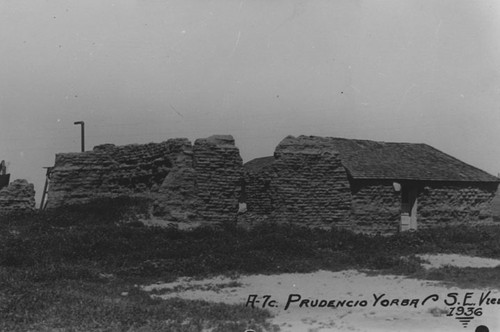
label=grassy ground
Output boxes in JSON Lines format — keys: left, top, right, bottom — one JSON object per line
{"left": 1, "top": 198, "right": 500, "bottom": 331}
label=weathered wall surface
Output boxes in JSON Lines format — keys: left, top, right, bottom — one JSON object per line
{"left": 244, "top": 135, "right": 499, "bottom": 233}
{"left": 47, "top": 139, "right": 191, "bottom": 208}
{"left": 349, "top": 180, "right": 400, "bottom": 234}
{"left": 349, "top": 181, "right": 499, "bottom": 232}
{"left": 47, "top": 135, "right": 242, "bottom": 223}
{"left": 491, "top": 186, "right": 500, "bottom": 220}
{"left": 245, "top": 136, "right": 351, "bottom": 227}
{"left": 193, "top": 135, "right": 243, "bottom": 222}
{"left": 0, "top": 179, "right": 36, "bottom": 215}
{"left": 46, "top": 132, "right": 499, "bottom": 230}
{"left": 244, "top": 168, "right": 274, "bottom": 216}
{"left": 417, "top": 182, "right": 498, "bottom": 227}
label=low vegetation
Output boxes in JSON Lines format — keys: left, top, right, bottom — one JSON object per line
{"left": 1, "top": 198, "right": 500, "bottom": 331}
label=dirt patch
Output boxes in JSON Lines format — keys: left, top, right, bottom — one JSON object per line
{"left": 143, "top": 266, "right": 500, "bottom": 331}
{"left": 417, "top": 254, "right": 500, "bottom": 269}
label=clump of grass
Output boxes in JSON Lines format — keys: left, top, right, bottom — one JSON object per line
{"left": 364, "top": 254, "right": 425, "bottom": 274}
{"left": 0, "top": 277, "right": 275, "bottom": 332}
{"left": 2, "top": 202, "right": 500, "bottom": 279}
{"left": 413, "top": 265, "right": 500, "bottom": 289}
{"left": 149, "top": 281, "right": 243, "bottom": 296}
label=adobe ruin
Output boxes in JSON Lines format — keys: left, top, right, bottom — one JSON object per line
{"left": 244, "top": 136, "right": 500, "bottom": 233}
{"left": 46, "top": 135, "right": 242, "bottom": 223}
{"left": 41, "top": 134, "right": 500, "bottom": 233}
{"left": 0, "top": 179, "right": 36, "bottom": 215}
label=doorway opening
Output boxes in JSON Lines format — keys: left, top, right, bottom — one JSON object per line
{"left": 400, "top": 185, "right": 417, "bottom": 231}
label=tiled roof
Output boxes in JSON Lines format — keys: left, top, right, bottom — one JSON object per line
{"left": 243, "top": 156, "right": 275, "bottom": 172}
{"left": 244, "top": 136, "right": 499, "bottom": 182}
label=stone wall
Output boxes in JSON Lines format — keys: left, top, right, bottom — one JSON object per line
{"left": 349, "top": 180, "right": 401, "bottom": 234}
{"left": 46, "top": 135, "right": 242, "bottom": 223}
{"left": 0, "top": 179, "right": 36, "bottom": 215}
{"left": 417, "top": 182, "right": 498, "bottom": 227}
{"left": 244, "top": 136, "right": 351, "bottom": 227}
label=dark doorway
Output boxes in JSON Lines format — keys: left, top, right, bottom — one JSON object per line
{"left": 401, "top": 185, "right": 417, "bottom": 231}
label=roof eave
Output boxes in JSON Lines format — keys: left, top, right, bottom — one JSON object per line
{"left": 349, "top": 176, "right": 500, "bottom": 183}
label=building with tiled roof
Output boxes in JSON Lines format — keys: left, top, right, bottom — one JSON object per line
{"left": 243, "top": 136, "right": 499, "bottom": 233}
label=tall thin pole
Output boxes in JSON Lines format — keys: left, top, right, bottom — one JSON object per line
{"left": 74, "top": 121, "right": 85, "bottom": 152}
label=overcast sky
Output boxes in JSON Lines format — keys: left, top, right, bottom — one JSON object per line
{"left": 1, "top": 0, "right": 500, "bottom": 203}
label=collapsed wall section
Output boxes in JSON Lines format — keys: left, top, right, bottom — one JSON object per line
{"left": 46, "top": 135, "right": 242, "bottom": 223}
{"left": 0, "top": 179, "right": 36, "bottom": 215}
{"left": 244, "top": 163, "right": 274, "bottom": 216}
{"left": 245, "top": 136, "right": 351, "bottom": 227}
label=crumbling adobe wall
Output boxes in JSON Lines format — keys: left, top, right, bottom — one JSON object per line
{"left": 244, "top": 168, "right": 274, "bottom": 215}
{"left": 244, "top": 135, "right": 500, "bottom": 233}
{"left": 417, "top": 182, "right": 498, "bottom": 227}
{"left": 349, "top": 180, "right": 400, "bottom": 234}
{"left": 349, "top": 181, "right": 499, "bottom": 232}
{"left": 47, "top": 135, "right": 242, "bottom": 223}
{"left": 47, "top": 138, "right": 191, "bottom": 208}
{"left": 245, "top": 136, "right": 351, "bottom": 227}
{"left": 0, "top": 179, "right": 36, "bottom": 215}
{"left": 193, "top": 135, "right": 243, "bottom": 222}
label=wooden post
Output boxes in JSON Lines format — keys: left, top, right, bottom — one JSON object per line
{"left": 74, "top": 121, "right": 85, "bottom": 152}
{"left": 39, "top": 167, "right": 52, "bottom": 210}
